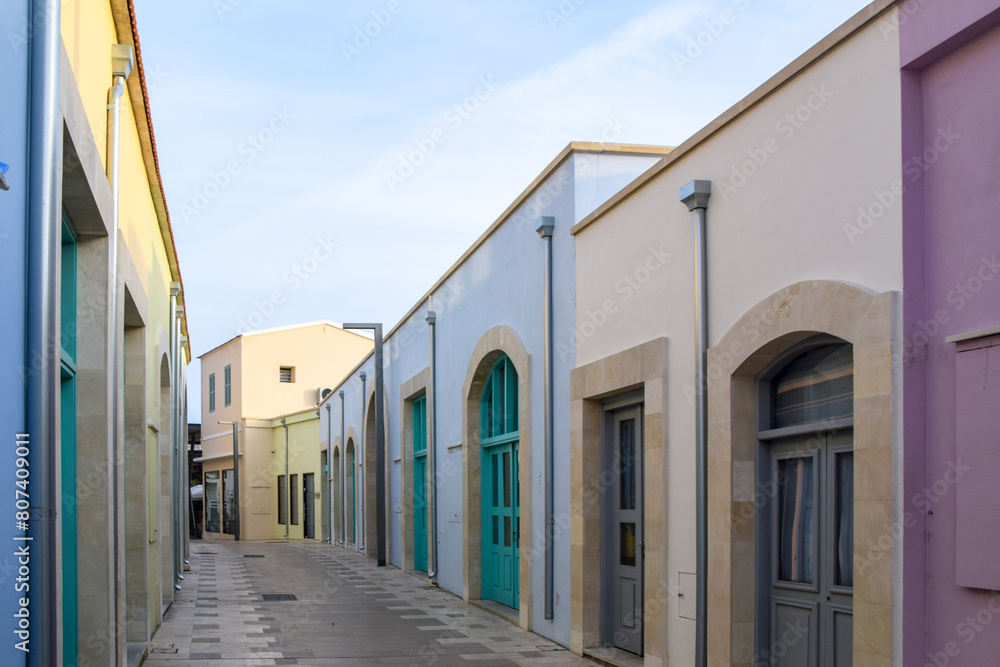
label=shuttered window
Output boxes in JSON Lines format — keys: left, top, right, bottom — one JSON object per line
{"left": 280, "top": 366, "right": 294, "bottom": 383}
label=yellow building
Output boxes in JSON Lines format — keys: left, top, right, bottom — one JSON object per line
{"left": 198, "top": 321, "right": 372, "bottom": 541}
{"left": 25, "top": 1, "right": 195, "bottom": 665}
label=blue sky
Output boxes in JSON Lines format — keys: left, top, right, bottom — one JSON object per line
{"left": 131, "top": 0, "right": 872, "bottom": 421}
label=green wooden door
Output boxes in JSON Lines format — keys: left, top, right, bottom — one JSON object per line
{"left": 480, "top": 356, "right": 519, "bottom": 609}
{"left": 60, "top": 213, "right": 78, "bottom": 664}
{"left": 413, "top": 396, "right": 428, "bottom": 571}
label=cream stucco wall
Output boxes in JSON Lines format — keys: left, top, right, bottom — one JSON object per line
{"left": 572, "top": 14, "right": 902, "bottom": 666}
{"left": 240, "top": 324, "right": 373, "bottom": 419}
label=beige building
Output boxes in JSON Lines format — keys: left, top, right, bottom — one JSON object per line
{"left": 197, "top": 321, "right": 373, "bottom": 541}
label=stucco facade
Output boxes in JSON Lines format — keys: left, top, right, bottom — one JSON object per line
{"left": 1, "top": 1, "right": 192, "bottom": 665}
{"left": 317, "top": 143, "right": 670, "bottom": 647}
{"left": 198, "top": 321, "right": 372, "bottom": 543}
{"left": 899, "top": 2, "right": 1000, "bottom": 665}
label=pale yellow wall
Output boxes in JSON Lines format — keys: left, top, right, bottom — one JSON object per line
{"left": 240, "top": 324, "right": 373, "bottom": 418}
{"left": 61, "top": 0, "right": 191, "bottom": 651}
{"left": 200, "top": 338, "right": 243, "bottom": 445}
{"left": 61, "top": 0, "right": 115, "bottom": 171}
{"left": 573, "top": 19, "right": 902, "bottom": 666}
{"left": 269, "top": 414, "right": 322, "bottom": 541}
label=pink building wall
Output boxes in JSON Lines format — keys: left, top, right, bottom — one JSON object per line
{"left": 900, "top": 2, "right": 1000, "bottom": 665}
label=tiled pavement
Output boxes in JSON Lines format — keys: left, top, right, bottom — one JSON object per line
{"left": 145, "top": 540, "right": 593, "bottom": 666}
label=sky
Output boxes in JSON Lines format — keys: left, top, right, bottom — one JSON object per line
{"left": 131, "top": 0, "right": 872, "bottom": 422}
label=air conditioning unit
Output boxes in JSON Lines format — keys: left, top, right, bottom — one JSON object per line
{"left": 316, "top": 387, "right": 333, "bottom": 405}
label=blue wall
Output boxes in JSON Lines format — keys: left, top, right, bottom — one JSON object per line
{"left": 0, "top": 1, "right": 32, "bottom": 664}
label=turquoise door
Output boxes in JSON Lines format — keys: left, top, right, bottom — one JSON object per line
{"left": 60, "top": 213, "right": 78, "bottom": 664}
{"left": 413, "top": 396, "right": 428, "bottom": 571}
{"left": 480, "top": 356, "right": 519, "bottom": 609}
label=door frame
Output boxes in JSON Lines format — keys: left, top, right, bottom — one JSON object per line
{"left": 601, "top": 395, "right": 645, "bottom": 654}
{"left": 753, "top": 337, "right": 855, "bottom": 665}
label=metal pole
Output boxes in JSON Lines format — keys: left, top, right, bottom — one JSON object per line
{"left": 535, "top": 216, "right": 556, "bottom": 620}
{"left": 425, "top": 308, "right": 438, "bottom": 581}
{"left": 359, "top": 371, "right": 367, "bottom": 552}
{"left": 680, "top": 180, "right": 711, "bottom": 667}
{"left": 25, "top": 1, "right": 62, "bottom": 662}
{"left": 344, "top": 323, "right": 386, "bottom": 566}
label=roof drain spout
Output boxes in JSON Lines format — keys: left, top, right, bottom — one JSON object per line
{"left": 680, "top": 180, "right": 711, "bottom": 667}
{"left": 536, "top": 216, "right": 556, "bottom": 621}
{"left": 426, "top": 305, "right": 438, "bottom": 583}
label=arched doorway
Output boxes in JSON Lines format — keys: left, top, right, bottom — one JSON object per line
{"left": 480, "top": 355, "right": 520, "bottom": 608}
{"left": 756, "top": 339, "right": 854, "bottom": 665}
{"left": 346, "top": 439, "right": 357, "bottom": 545}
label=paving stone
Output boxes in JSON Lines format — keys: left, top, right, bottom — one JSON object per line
{"left": 145, "top": 541, "right": 591, "bottom": 666}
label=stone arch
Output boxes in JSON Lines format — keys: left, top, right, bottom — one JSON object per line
{"left": 706, "top": 280, "right": 896, "bottom": 665}
{"left": 461, "top": 324, "right": 532, "bottom": 630}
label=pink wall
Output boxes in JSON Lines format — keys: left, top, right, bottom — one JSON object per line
{"left": 901, "top": 3, "right": 1000, "bottom": 665}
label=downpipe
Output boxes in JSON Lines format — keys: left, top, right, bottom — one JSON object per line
{"left": 326, "top": 403, "right": 333, "bottom": 543}
{"left": 24, "top": 1, "right": 62, "bottom": 663}
{"left": 282, "top": 418, "right": 289, "bottom": 537}
{"left": 338, "top": 390, "right": 346, "bottom": 546}
{"left": 536, "top": 217, "right": 556, "bottom": 620}
{"left": 174, "top": 306, "right": 184, "bottom": 585}
{"left": 680, "top": 180, "right": 711, "bottom": 667}
{"left": 426, "top": 306, "right": 438, "bottom": 582}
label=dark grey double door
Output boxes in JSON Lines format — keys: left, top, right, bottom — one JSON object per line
{"left": 763, "top": 433, "right": 854, "bottom": 666}
{"left": 604, "top": 405, "right": 643, "bottom": 655}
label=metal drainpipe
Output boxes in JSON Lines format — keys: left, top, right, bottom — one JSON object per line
{"left": 326, "top": 403, "right": 333, "bottom": 543}
{"left": 426, "top": 305, "right": 438, "bottom": 581}
{"left": 359, "top": 371, "right": 367, "bottom": 551}
{"left": 339, "top": 390, "right": 346, "bottom": 546}
{"left": 181, "top": 340, "right": 190, "bottom": 564}
{"left": 24, "top": 1, "right": 61, "bottom": 663}
{"left": 106, "top": 45, "right": 137, "bottom": 658}
{"left": 168, "top": 286, "right": 178, "bottom": 592}
{"left": 680, "top": 180, "right": 711, "bottom": 667}
{"left": 174, "top": 307, "right": 184, "bottom": 585}
{"left": 282, "top": 418, "right": 289, "bottom": 537}
{"left": 535, "top": 217, "right": 556, "bottom": 620}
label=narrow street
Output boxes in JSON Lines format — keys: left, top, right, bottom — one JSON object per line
{"left": 146, "top": 541, "right": 592, "bottom": 666}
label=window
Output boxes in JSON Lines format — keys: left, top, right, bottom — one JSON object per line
{"left": 208, "top": 373, "right": 216, "bottom": 413}
{"left": 205, "top": 471, "right": 221, "bottom": 533}
{"left": 277, "top": 475, "right": 286, "bottom": 524}
{"left": 222, "top": 469, "right": 235, "bottom": 535}
{"left": 279, "top": 366, "right": 295, "bottom": 383}
{"left": 481, "top": 356, "right": 518, "bottom": 442}
{"left": 290, "top": 474, "right": 299, "bottom": 525}
{"left": 224, "top": 364, "right": 232, "bottom": 406}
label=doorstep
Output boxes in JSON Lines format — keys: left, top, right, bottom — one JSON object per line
{"left": 583, "top": 646, "right": 645, "bottom": 667}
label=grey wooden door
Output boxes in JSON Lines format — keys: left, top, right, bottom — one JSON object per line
{"left": 767, "top": 434, "right": 853, "bottom": 666}
{"left": 608, "top": 406, "right": 643, "bottom": 655}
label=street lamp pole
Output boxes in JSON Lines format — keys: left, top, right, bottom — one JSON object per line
{"left": 218, "top": 421, "right": 240, "bottom": 541}
{"left": 344, "top": 323, "right": 386, "bottom": 566}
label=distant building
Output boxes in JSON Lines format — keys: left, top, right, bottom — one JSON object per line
{"left": 197, "top": 321, "right": 373, "bottom": 541}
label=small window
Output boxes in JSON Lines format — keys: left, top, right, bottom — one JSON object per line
{"left": 277, "top": 475, "right": 286, "bottom": 524}
{"left": 208, "top": 373, "right": 216, "bottom": 413}
{"left": 280, "top": 366, "right": 295, "bottom": 383}
{"left": 224, "top": 365, "right": 232, "bottom": 406}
